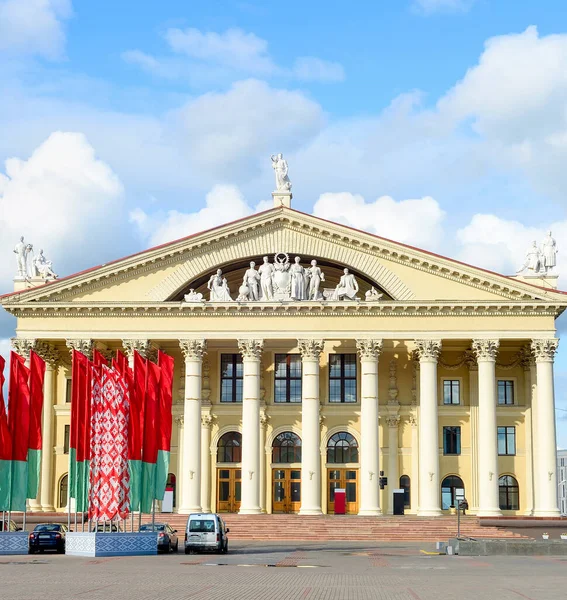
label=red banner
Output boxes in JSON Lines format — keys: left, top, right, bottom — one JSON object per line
{"left": 89, "top": 365, "right": 130, "bottom": 521}
{"left": 157, "top": 351, "right": 174, "bottom": 454}
{"left": 28, "top": 351, "right": 46, "bottom": 452}
{"left": 8, "top": 352, "right": 30, "bottom": 462}
{"left": 0, "top": 356, "right": 11, "bottom": 461}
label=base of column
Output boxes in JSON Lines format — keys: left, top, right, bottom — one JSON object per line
{"left": 299, "top": 508, "right": 323, "bottom": 516}
{"left": 178, "top": 505, "right": 202, "bottom": 515}
{"left": 41, "top": 505, "right": 56, "bottom": 512}
{"left": 477, "top": 509, "right": 502, "bottom": 517}
{"left": 417, "top": 508, "right": 443, "bottom": 517}
{"left": 533, "top": 509, "right": 561, "bottom": 517}
{"left": 239, "top": 507, "right": 262, "bottom": 515}
{"left": 358, "top": 508, "right": 383, "bottom": 516}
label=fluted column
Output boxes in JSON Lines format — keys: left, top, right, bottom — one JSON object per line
{"left": 409, "top": 412, "right": 419, "bottom": 512}
{"left": 238, "top": 339, "right": 264, "bottom": 514}
{"left": 386, "top": 416, "right": 400, "bottom": 515}
{"left": 179, "top": 339, "right": 206, "bottom": 514}
{"left": 467, "top": 352, "right": 480, "bottom": 513}
{"left": 532, "top": 339, "right": 561, "bottom": 516}
{"left": 356, "top": 339, "right": 383, "bottom": 516}
{"left": 298, "top": 339, "right": 324, "bottom": 515}
{"left": 201, "top": 413, "right": 213, "bottom": 513}
{"left": 415, "top": 340, "right": 442, "bottom": 516}
{"left": 472, "top": 339, "right": 501, "bottom": 517}
{"left": 260, "top": 411, "right": 269, "bottom": 513}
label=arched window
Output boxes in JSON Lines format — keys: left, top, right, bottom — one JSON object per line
{"left": 272, "top": 432, "right": 301, "bottom": 463}
{"left": 499, "top": 475, "right": 519, "bottom": 510}
{"left": 441, "top": 475, "right": 465, "bottom": 509}
{"left": 59, "top": 474, "right": 68, "bottom": 509}
{"left": 327, "top": 432, "right": 359, "bottom": 464}
{"left": 166, "top": 473, "right": 176, "bottom": 508}
{"left": 217, "top": 432, "right": 242, "bottom": 463}
{"left": 400, "top": 475, "right": 411, "bottom": 509}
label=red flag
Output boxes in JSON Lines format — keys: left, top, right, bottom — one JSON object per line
{"left": 0, "top": 356, "right": 11, "bottom": 461}
{"left": 93, "top": 349, "right": 108, "bottom": 367}
{"left": 8, "top": 352, "right": 30, "bottom": 462}
{"left": 157, "top": 351, "right": 174, "bottom": 455}
{"left": 70, "top": 350, "right": 92, "bottom": 463}
{"left": 142, "top": 361, "right": 160, "bottom": 465}
{"left": 132, "top": 352, "right": 147, "bottom": 462}
{"left": 28, "top": 351, "right": 46, "bottom": 453}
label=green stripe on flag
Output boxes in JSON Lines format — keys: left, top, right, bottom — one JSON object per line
{"left": 68, "top": 448, "right": 90, "bottom": 512}
{"left": 155, "top": 449, "right": 170, "bottom": 503}
{"left": 129, "top": 459, "right": 141, "bottom": 511}
{"left": 0, "top": 459, "right": 12, "bottom": 511}
{"left": 26, "top": 449, "right": 41, "bottom": 500}
{"left": 8, "top": 460, "right": 28, "bottom": 512}
{"left": 140, "top": 461, "right": 156, "bottom": 514}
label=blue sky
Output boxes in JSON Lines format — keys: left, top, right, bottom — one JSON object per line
{"left": 1, "top": 0, "right": 567, "bottom": 444}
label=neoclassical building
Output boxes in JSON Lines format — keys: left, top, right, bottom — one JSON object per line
{"left": 2, "top": 198, "right": 565, "bottom": 517}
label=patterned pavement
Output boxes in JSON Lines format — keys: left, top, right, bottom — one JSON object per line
{"left": 0, "top": 541, "right": 566, "bottom": 599}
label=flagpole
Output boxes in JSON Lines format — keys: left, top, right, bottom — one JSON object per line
{"left": 22, "top": 508, "right": 26, "bottom": 532}
{"left": 152, "top": 500, "right": 156, "bottom": 532}
{"left": 1, "top": 511, "right": 5, "bottom": 530}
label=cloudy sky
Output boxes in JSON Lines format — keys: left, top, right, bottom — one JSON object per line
{"left": 1, "top": 0, "right": 567, "bottom": 444}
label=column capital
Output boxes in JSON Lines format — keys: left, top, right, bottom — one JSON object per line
{"left": 122, "top": 338, "right": 152, "bottom": 359}
{"left": 174, "top": 415, "right": 184, "bottom": 427}
{"left": 356, "top": 339, "right": 383, "bottom": 360}
{"left": 519, "top": 345, "right": 535, "bottom": 370}
{"left": 471, "top": 339, "right": 499, "bottom": 362}
{"left": 385, "top": 415, "right": 400, "bottom": 428}
{"left": 260, "top": 411, "right": 270, "bottom": 430}
{"left": 65, "top": 338, "right": 94, "bottom": 359}
{"left": 34, "top": 341, "right": 60, "bottom": 367}
{"left": 179, "top": 339, "right": 207, "bottom": 361}
{"left": 414, "top": 339, "right": 442, "bottom": 362}
{"left": 298, "top": 339, "right": 324, "bottom": 360}
{"left": 238, "top": 339, "right": 264, "bottom": 361}
{"left": 10, "top": 337, "right": 36, "bottom": 360}
{"left": 531, "top": 339, "right": 559, "bottom": 362}
{"left": 201, "top": 413, "right": 215, "bottom": 429}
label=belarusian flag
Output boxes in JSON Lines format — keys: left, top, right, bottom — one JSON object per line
{"left": 27, "top": 351, "right": 46, "bottom": 501}
{"left": 69, "top": 350, "right": 92, "bottom": 512}
{"left": 155, "top": 351, "right": 174, "bottom": 505}
{"left": 128, "top": 351, "right": 146, "bottom": 511}
{"left": 140, "top": 360, "right": 160, "bottom": 513}
{"left": 0, "top": 356, "right": 12, "bottom": 511}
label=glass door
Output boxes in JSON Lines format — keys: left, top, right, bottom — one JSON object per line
{"left": 272, "top": 469, "right": 301, "bottom": 513}
{"left": 327, "top": 469, "right": 358, "bottom": 514}
{"left": 217, "top": 468, "right": 241, "bottom": 513}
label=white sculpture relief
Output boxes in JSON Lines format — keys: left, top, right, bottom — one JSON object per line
{"left": 290, "top": 256, "right": 307, "bottom": 301}
{"left": 243, "top": 261, "right": 261, "bottom": 301}
{"left": 306, "top": 259, "right": 325, "bottom": 300}
{"left": 272, "top": 252, "right": 292, "bottom": 299}
{"left": 207, "top": 269, "right": 233, "bottom": 302}
{"left": 258, "top": 256, "right": 275, "bottom": 300}
{"left": 14, "top": 237, "right": 57, "bottom": 280}
{"left": 34, "top": 250, "right": 58, "bottom": 280}
{"left": 517, "top": 231, "right": 558, "bottom": 275}
{"left": 333, "top": 268, "right": 359, "bottom": 301}
{"left": 541, "top": 231, "right": 558, "bottom": 273}
{"left": 184, "top": 289, "right": 204, "bottom": 303}
{"left": 517, "top": 241, "right": 543, "bottom": 274}
{"left": 14, "top": 236, "right": 27, "bottom": 278}
{"left": 271, "top": 153, "right": 292, "bottom": 192}
{"left": 365, "top": 286, "right": 383, "bottom": 302}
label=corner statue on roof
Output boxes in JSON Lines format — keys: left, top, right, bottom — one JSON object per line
{"left": 271, "top": 153, "right": 292, "bottom": 192}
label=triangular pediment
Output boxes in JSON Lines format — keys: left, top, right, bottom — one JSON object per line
{"left": 2, "top": 207, "right": 565, "bottom": 308}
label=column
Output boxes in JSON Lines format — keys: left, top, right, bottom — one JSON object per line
{"left": 179, "top": 339, "right": 206, "bottom": 514}
{"left": 386, "top": 416, "right": 400, "bottom": 514}
{"left": 260, "top": 412, "right": 269, "bottom": 513}
{"left": 201, "top": 413, "right": 213, "bottom": 513}
{"left": 521, "top": 348, "right": 535, "bottom": 516}
{"left": 298, "top": 339, "right": 324, "bottom": 515}
{"left": 356, "top": 339, "right": 383, "bottom": 516}
{"left": 532, "top": 339, "right": 561, "bottom": 516}
{"left": 472, "top": 339, "right": 501, "bottom": 517}
{"left": 409, "top": 412, "right": 419, "bottom": 513}
{"left": 415, "top": 339, "right": 443, "bottom": 516}
{"left": 175, "top": 416, "right": 184, "bottom": 511}
{"left": 238, "top": 339, "right": 264, "bottom": 514}
{"left": 467, "top": 353, "right": 480, "bottom": 513}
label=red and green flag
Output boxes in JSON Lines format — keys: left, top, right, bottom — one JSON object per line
{"left": 27, "top": 351, "right": 46, "bottom": 501}
{"left": 155, "top": 350, "right": 174, "bottom": 505}
{"left": 0, "top": 356, "right": 12, "bottom": 510}
{"left": 140, "top": 359, "right": 160, "bottom": 513}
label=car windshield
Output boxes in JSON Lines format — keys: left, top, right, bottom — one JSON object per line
{"left": 34, "top": 524, "right": 60, "bottom": 532}
{"left": 189, "top": 520, "right": 215, "bottom": 533}
{"left": 140, "top": 524, "right": 165, "bottom": 532}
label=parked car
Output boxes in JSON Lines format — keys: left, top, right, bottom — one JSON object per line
{"left": 0, "top": 519, "right": 19, "bottom": 532}
{"left": 184, "top": 513, "right": 229, "bottom": 554}
{"left": 139, "top": 522, "right": 179, "bottom": 553}
{"left": 29, "top": 523, "right": 68, "bottom": 554}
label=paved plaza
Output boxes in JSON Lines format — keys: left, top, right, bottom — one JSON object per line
{"left": 1, "top": 541, "right": 566, "bottom": 600}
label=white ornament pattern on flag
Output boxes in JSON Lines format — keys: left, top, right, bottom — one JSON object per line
{"left": 89, "top": 365, "right": 130, "bottom": 521}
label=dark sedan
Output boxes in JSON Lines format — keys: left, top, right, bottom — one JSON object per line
{"left": 29, "top": 523, "right": 68, "bottom": 553}
{"left": 139, "top": 523, "right": 179, "bottom": 553}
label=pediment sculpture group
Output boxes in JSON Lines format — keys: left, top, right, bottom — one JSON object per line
{"left": 517, "top": 231, "right": 558, "bottom": 276}
{"left": 184, "top": 252, "right": 384, "bottom": 303}
{"left": 13, "top": 236, "right": 58, "bottom": 281}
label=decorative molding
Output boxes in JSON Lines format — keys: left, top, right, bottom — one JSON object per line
{"left": 414, "top": 339, "right": 442, "bottom": 361}
{"left": 531, "top": 338, "right": 559, "bottom": 362}
{"left": 10, "top": 337, "right": 36, "bottom": 360}
{"left": 260, "top": 411, "right": 270, "bottom": 430}
{"left": 179, "top": 339, "right": 207, "bottom": 361}
{"left": 65, "top": 338, "right": 94, "bottom": 359}
{"left": 33, "top": 341, "right": 60, "bottom": 367}
{"left": 202, "top": 356, "right": 211, "bottom": 404}
{"left": 519, "top": 345, "right": 535, "bottom": 371}
{"left": 122, "top": 339, "right": 152, "bottom": 359}
{"left": 298, "top": 339, "right": 324, "bottom": 360}
{"left": 411, "top": 356, "right": 418, "bottom": 405}
{"left": 471, "top": 339, "right": 500, "bottom": 362}
{"left": 201, "top": 413, "right": 215, "bottom": 429}
{"left": 238, "top": 339, "right": 264, "bottom": 361}
{"left": 174, "top": 415, "right": 184, "bottom": 427}
{"left": 388, "top": 359, "right": 399, "bottom": 405}
{"left": 355, "top": 339, "right": 383, "bottom": 360}
{"left": 408, "top": 412, "right": 418, "bottom": 427}
{"left": 386, "top": 415, "right": 400, "bottom": 428}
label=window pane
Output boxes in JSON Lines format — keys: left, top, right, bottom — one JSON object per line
{"left": 329, "top": 354, "right": 341, "bottom": 377}
{"left": 221, "top": 380, "right": 233, "bottom": 402}
{"left": 343, "top": 354, "right": 356, "bottom": 378}
{"left": 344, "top": 380, "right": 356, "bottom": 403}
{"left": 275, "top": 355, "right": 287, "bottom": 377}
{"left": 443, "top": 381, "right": 452, "bottom": 404}
{"left": 329, "top": 379, "right": 341, "bottom": 403}
{"left": 289, "top": 380, "right": 302, "bottom": 403}
{"left": 275, "top": 380, "right": 287, "bottom": 403}
{"left": 289, "top": 355, "right": 302, "bottom": 377}
{"left": 221, "top": 355, "right": 233, "bottom": 378}
{"left": 507, "top": 429, "right": 516, "bottom": 455}
{"left": 498, "top": 429, "right": 506, "bottom": 455}
{"left": 235, "top": 380, "right": 243, "bottom": 403}
{"left": 346, "top": 482, "right": 356, "bottom": 502}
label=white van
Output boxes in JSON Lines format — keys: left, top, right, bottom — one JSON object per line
{"left": 185, "top": 513, "right": 229, "bottom": 554}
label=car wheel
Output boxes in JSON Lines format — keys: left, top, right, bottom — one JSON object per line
{"left": 184, "top": 547, "right": 191, "bottom": 555}
{"left": 29, "top": 548, "right": 35, "bottom": 554}
{"left": 57, "top": 547, "right": 64, "bottom": 554}
{"left": 174, "top": 542, "right": 179, "bottom": 553}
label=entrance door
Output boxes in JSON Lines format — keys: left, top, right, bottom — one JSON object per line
{"left": 327, "top": 469, "right": 358, "bottom": 514}
{"left": 272, "top": 469, "right": 301, "bottom": 513}
{"left": 217, "top": 468, "right": 241, "bottom": 513}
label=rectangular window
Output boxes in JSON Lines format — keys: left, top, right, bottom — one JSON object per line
{"left": 443, "top": 426, "right": 461, "bottom": 455}
{"left": 64, "top": 425, "right": 70, "bottom": 455}
{"left": 274, "top": 354, "right": 302, "bottom": 403}
{"left": 443, "top": 380, "right": 461, "bottom": 405}
{"left": 221, "top": 354, "right": 243, "bottom": 403}
{"left": 65, "top": 379, "right": 72, "bottom": 403}
{"left": 498, "top": 380, "right": 514, "bottom": 405}
{"left": 498, "top": 426, "right": 516, "bottom": 455}
{"left": 329, "top": 354, "right": 357, "bottom": 403}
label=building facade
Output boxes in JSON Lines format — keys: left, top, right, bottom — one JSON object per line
{"left": 2, "top": 204, "right": 565, "bottom": 517}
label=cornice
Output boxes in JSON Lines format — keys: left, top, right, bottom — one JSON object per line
{"left": 2, "top": 300, "right": 563, "bottom": 319}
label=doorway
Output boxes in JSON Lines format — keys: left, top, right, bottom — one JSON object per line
{"left": 272, "top": 469, "right": 301, "bottom": 513}
{"left": 216, "top": 468, "right": 241, "bottom": 513}
{"left": 327, "top": 469, "right": 358, "bottom": 514}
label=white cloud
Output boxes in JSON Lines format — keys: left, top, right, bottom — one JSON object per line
{"left": 130, "top": 184, "right": 268, "bottom": 247}
{"left": 0, "top": 132, "right": 123, "bottom": 290}
{"left": 0, "top": 0, "right": 73, "bottom": 59}
{"left": 292, "top": 57, "right": 345, "bottom": 83}
{"left": 413, "top": 0, "right": 475, "bottom": 14}
{"left": 313, "top": 193, "right": 446, "bottom": 249}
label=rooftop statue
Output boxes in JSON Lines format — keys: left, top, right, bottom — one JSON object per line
{"left": 517, "top": 241, "right": 543, "bottom": 275}
{"left": 306, "top": 259, "right": 325, "bottom": 301}
{"left": 365, "top": 286, "right": 383, "bottom": 302}
{"left": 333, "top": 268, "right": 360, "bottom": 301}
{"left": 184, "top": 289, "right": 204, "bottom": 303}
{"left": 243, "top": 261, "right": 261, "bottom": 301}
{"left": 34, "top": 249, "right": 58, "bottom": 280}
{"left": 541, "top": 231, "right": 558, "bottom": 273}
{"left": 258, "top": 256, "right": 275, "bottom": 301}
{"left": 271, "top": 153, "right": 292, "bottom": 192}
{"left": 207, "top": 269, "right": 233, "bottom": 302}
{"left": 14, "top": 236, "right": 27, "bottom": 278}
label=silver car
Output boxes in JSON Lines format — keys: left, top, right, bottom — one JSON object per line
{"left": 184, "top": 514, "right": 229, "bottom": 554}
